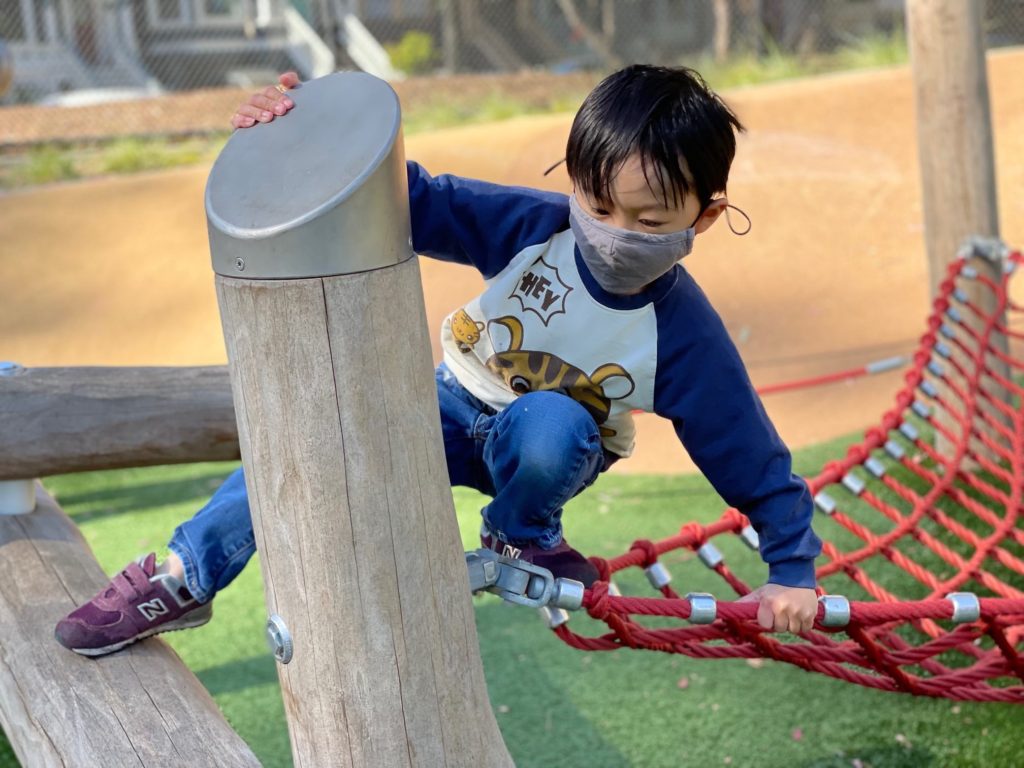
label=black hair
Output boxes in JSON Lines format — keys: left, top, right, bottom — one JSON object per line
{"left": 565, "top": 65, "right": 744, "bottom": 210}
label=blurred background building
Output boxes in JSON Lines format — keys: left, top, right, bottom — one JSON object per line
{"left": 1, "top": 0, "right": 1023, "bottom": 106}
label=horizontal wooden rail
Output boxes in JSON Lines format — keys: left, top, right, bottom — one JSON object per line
{"left": 0, "top": 366, "right": 238, "bottom": 481}
{"left": 0, "top": 484, "right": 260, "bottom": 767}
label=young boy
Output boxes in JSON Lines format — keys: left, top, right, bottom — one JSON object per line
{"left": 55, "top": 65, "right": 821, "bottom": 657}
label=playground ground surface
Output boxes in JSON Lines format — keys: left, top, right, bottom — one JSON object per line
{"left": 1, "top": 51, "right": 1023, "bottom": 477}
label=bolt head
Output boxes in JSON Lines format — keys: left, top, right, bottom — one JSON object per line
{"left": 235, "top": 257, "right": 245, "bottom": 271}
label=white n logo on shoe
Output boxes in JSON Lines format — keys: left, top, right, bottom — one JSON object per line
{"left": 138, "top": 599, "right": 169, "bottom": 622}
{"left": 501, "top": 544, "right": 522, "bottom": 559}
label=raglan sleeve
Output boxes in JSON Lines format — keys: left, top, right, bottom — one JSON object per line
{"left": 406, "top": 161, "right": 570, "bottom": 279}
{"left": 653, "top": 280, "right": 822, "bottom": 588}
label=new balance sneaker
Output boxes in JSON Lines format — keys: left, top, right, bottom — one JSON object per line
{"left": 480, "top": 526, "right": 599, "bottom": 587}
{"left": 55, "top": 553, "right": 212, "bottom": 657}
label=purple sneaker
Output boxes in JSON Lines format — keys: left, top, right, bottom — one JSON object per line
{"left": 55, "top": 553, "right": 212, "bottom": 657}
{"left": 480, "top": 525, "right": 599, "bottom": 587}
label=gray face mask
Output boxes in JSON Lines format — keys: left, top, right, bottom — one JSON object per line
{"left": 569, "top": 195, "right": 696, "bottom": 295}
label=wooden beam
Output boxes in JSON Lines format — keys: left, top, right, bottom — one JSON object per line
{"left": 0, "top": 484, "right": 260, "bottom": 767}
{"left": 0, "top": 366, "right": 239, "bottom": 481}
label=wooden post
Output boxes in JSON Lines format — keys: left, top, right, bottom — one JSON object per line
{"left": 206, "top": 73, "right": 512, "bottom": 767}
{"left": 907, "top": 0, "right": 1000, "bottom": 296}
{"left": 906, "top": 0, "right": 1008, "bottom": 460}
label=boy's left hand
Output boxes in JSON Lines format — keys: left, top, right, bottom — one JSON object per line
{"left": 737, "top": 583, "right": 817, "bottom": 633}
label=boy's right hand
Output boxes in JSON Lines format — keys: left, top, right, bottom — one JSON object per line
{"left": 230, "top": 71, "right": 298, "bottom": 129}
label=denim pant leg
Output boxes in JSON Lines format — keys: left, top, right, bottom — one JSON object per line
{"left": 168, "top": 467, "right": 255, "bottom": 604}
{"left": 479, "top": 390, "right": 608, "bottom": 549}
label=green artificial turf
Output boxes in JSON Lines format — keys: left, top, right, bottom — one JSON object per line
{"left": 1, "top": 430, "right": 1021, "bottom": 767}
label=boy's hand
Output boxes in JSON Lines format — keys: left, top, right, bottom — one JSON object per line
{"left": 738, "top": 583, "right": 817, "bottom": 633}
{"left": 230, "top": 71, "right": 299, "bottom": 129}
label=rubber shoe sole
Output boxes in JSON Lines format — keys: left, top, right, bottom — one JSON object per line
{"left": 61, "top": 602, "right": 213, "bottom": 657}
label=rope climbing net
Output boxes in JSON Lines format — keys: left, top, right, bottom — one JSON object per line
{"left": 557, "top": 240, "right": 1024, "bottom": 703}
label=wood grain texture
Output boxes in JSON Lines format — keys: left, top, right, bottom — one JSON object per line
{"left": 216, "top": 257, "right": 512, "bottom": 767}
{"left": 0, "top": 484, "right": 260, "bottom": 767}
{"left": 0, "top": 366, "right": 239, "bottom": 480}
{"left": 907, "top": 0, "right": 1009, "bottom": 454}
{"left": 907, "top": 0, "right": 1000, "bottom": 294}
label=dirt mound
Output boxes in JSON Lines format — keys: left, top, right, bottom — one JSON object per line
{"left": 2, "top": 51, "right": 1023, "bottom": 474}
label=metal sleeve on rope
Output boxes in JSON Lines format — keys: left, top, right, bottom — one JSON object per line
{"left": 946, "top": 306, "right": 963, "bottom": 323}
{"left": 685, "top": 593, "right": 717, "bottom": 624}
{"left": 945, "top": 592, "right": 981, "bottom": 623}
{"left": 927, "top": 360, "right": 945, "bottom": 378}
{"left": 884, "top": 439, "right": 906, "bottom": 459}
{"left": 899, "top": 422, "right": 920, "bottom": 441}
{"left": 841, "top": 472, "right": 866, "bottom": 496}
{"left": 697, "top": 542, "right": 724, "bottom": 568}
{"left": 539, "top": 606, "right": 571, "bottom": 629}
{"left": 939, "top": 322, "right": 956, "bottom": 339}
{"left": 818, "top": 595, "right": 851, "bottom": 627}
{"left": 814, "top": 491, "right": 837, "bottom": 515}
{"left": 739, "top": 525, "right": 760, "bottom": 550}
{"left": 933, "top": 342, "right": 951, "bottom": 359}
{"left": 645, "top": 562, "right": 672, "bottom": 589}
{"left": 911, "top": 400, "right": 932, "bottom": 419}
{"left": 551, "top": 579, "right": 585, "bottom": 611}
{"left": 865, "top": 356, "right": 908, "bottom": 374}
{"left": 919, "top": 380, "right": 939, "bottom": 398}
{"left": 864, "top": 456, "right": 886, "bottom": 478}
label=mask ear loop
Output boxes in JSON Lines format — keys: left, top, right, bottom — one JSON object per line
{"left": 724, "top": 204, "right": 752, "bottom": 236}
{"left": 543, "top": 158, "right": 566, "bottom": 176}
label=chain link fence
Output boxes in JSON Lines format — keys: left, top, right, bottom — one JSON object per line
{"left": 1, "top": 0, "right": 1022, "bottom": 143}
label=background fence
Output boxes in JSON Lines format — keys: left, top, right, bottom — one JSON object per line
{"left": 2, "top": 0, "right": 1024, "bottom": 106}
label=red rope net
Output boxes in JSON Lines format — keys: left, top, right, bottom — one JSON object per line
{"left": 558, "top": 244, "right": 1024, "bottom": 703}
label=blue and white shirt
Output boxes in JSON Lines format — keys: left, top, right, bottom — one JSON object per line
{"left": 408, "top": 162, "right": 821, "bottom": 588}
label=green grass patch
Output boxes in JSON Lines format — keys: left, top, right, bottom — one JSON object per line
{"left": 688, "top": 29, "right": 909, "bottom": 90}
{"left": 9, "top": 144, "right": 79, "bottom": 186}
{"left": 2, "top": 424, "right": 1021, "bottom": 766}
{"left": 100, "top": 136, "right": 209, "bottom": 174}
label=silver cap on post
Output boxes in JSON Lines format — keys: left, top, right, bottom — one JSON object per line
{"left": 206, "top": 72, "right": 412, "bottom": 279}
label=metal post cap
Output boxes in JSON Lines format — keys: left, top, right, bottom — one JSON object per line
{"left": 206, "top": 71, "right": 412, "bottom": 279}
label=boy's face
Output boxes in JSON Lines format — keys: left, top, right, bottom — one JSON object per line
{"left": 573, "top": 155, "right": 726, "bottom": 235}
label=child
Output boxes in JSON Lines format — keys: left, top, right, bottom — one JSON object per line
{"left": 55, "top": 65, "right": 821, "bottom": 657}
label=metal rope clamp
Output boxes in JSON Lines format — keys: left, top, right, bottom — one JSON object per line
{"left": 465, "top": 549, "right": 585, "bottom": 611}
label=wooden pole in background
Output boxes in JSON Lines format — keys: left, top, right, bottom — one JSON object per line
{"left": 206, "top": 72, "right": 512, "bottom": 767}
{"left": 906, "top": 0, "right": 1009, "bottom": 461}
{"left": 907, "top": 0, "right": 1000, "bottom": 296}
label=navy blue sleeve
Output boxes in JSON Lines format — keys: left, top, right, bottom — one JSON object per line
{"left": 653, "top": 273, "right": 822, "bottom": 589}
{"left": 406, "top": 161, "right": 570, "bottom": 279}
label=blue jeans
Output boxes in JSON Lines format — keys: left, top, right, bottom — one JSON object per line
{"left": 169, "top": 364, "right": 615, "bottom": 603}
